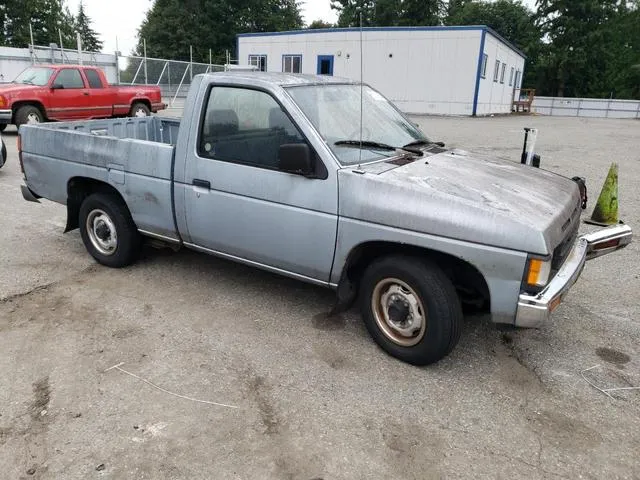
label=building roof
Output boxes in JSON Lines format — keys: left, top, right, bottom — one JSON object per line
{"left": 237, "top": 25, "right": 526, "bottom": 60}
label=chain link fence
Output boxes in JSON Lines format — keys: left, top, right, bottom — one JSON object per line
{"left": 4, "top": 43, "right": 255, "bottom": 109}
{"left": 118, "top": 55, "right": 231, "bottom": 106}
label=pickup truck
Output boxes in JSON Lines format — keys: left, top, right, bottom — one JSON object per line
{"left": 0, "top": 64, "right": 166, "bottom": 130}
{"left": 18, "top": 72, "right": 633, "bottom": 365}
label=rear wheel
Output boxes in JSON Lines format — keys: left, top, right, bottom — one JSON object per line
{"left": 15, "top": 105, "right": 44, "bottom": 129}
{"left": 0, "top": 124, "right": 7, "bottom": 132}
{"left": 79, "top": 193, "right": 142, "bottom": 268}
{"left": 130, "top": 102, "right": 151, "bottom": 118}
{"left": 360, "top": 255, "right": 463, "bottom": 365}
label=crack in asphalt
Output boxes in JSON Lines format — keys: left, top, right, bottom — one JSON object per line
{"left": 0, "top": 264, "right": 99, "bottom": 304}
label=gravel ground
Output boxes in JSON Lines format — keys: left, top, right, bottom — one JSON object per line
{"left": 0, "top": 114, "right": 639, "bottom": 480}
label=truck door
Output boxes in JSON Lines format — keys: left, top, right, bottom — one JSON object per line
{"left": 82, "top": 68, "right": 113, "bottom": 118}
{"left": 182, "top": 85, "right": 338, "bottom": 283}
{"left": 49, "top": 68, "right": 89, "bottom": 120}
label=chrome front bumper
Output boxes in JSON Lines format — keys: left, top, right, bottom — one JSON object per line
{"left": 515, "top": 224, "right": 633, "bottom": 328}
{"left": 0, "top": 109, "right": 12, "bottom": 123}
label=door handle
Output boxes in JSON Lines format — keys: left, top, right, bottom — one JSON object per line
{"left": 83, "top": 92, "right": 90, "bottom": 96}
{"left": 192, "top": 179, "right": 211, "bottom": 190}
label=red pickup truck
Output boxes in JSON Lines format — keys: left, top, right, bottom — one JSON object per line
{"left": 0, "top": 65, "right": 166, "bottom": 130}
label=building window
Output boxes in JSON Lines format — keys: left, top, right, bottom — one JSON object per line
{"left": 500, "top": 63, "right": 506, "bottom": 84}
{"left": 282, "top": 55, "right": 302, "bottom": 74}
{"left": 515, "top": 70, "right": 522, "bottom": 88}
{"left": 249, "top": 55, "right": 267, "bottom": 72}
{"left": 509, "top": 67, "right": 515, "bottom": 86}
{"left": 493, "top": 60, "right": 500, "bottom": 82}
{"left": 481, "top": 54, "right": 488, "bottom": 78}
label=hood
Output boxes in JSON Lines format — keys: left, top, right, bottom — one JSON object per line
{"left": 0, "top": 83, "right": 41, "bottom": 97}
{"left": 338, "top": 149, "right": 582, "bottom": 255}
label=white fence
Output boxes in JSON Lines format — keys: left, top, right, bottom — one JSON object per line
{"left": 533, "top": 96, "right": 640, "bottom": 119}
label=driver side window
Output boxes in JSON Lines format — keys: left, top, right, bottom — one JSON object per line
{"left": 198, "top": 86, "right": 309, "bottom": 171}
{"left": 54, "top": 69, "right": 85, "bottom": 89}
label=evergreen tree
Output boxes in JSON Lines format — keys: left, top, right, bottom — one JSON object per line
{"left": 135, "top": 0, "right": 304, "bottom": 62}
{"left": 1, "top": 0, "right": 76, "bottom": 47}
{"left": 76, "top": 1, "right": 103, "bottom": 52}
{"left": 308, "top": 19, "right": 335, "bottom": 29}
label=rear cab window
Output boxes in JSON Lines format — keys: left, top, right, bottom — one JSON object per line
{"left": 84, "top": 69, "right": 104, "bottom": 89}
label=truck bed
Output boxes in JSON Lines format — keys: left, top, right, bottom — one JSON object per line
{"left": 20, "top": 117, "right": 181, "bottom": 241}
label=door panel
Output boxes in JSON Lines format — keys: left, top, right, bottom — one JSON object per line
{"left": 49, "top": 68, "right": 89, "bottom": 120}
{"left": 183, "top": 86, "right": 338, "bottom": 283}
{"left": 82, "top": 69, "right": 113, "bottom": 118}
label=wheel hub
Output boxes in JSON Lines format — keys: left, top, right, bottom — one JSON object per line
{"left": 95, "top": 221, "right": 111, "bottom": 241}
{"left": 86, "top": 209, "right": 118, "bottom": 256}
{"left": 372, "top": 279, "right": 426, "bottom": 347}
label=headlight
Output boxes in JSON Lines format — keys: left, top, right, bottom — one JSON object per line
{"left": 525, "top": 257, "right": 552, "bottom": 288}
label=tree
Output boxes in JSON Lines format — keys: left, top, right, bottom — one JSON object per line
{"left": 331, "top": 0, "right": 376, "bottom": 27}
{"left": 0, "top": 0, "right": 76, "bottom": 48}
{"left": 535, "top": 0, "right": 634, "bottom": 97}
{"left": 135, "top": 0, "right": 304, "bottom": 62}
{"left": 330, "top": 0, "right": 441, "bottom": 27}
{"left": 446, "top": 1, "right": 542, "bottom": 88}
{"left": 76, "top": 1, "right": 103, "bottom": 52}
{"left": 308, "top": 19, "right": 335, "bottom": 29}
{"left": 398, "top": 0, "right": 442, "bottom": 26}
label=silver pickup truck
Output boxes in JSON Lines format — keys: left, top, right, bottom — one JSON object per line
{"left": 19, "top": 73, "right": 632, "bottom": 365}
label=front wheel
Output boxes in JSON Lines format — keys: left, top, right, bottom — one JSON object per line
{"left": 360, "top": 255, "right": 463, "bottom": 365}
{"left": 79, "top": 193, "right": 142, "bottom": 268}
{"left": 15, "top": 105, "right": 44, "bottom": 129}
{"left": 130, "top": 102, "right": 151, "bottom": 118}
{"left": 0, "top": 124, "right": 7, "bottom": 132}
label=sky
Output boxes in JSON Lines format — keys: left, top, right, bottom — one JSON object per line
{"left": 71, "top": 0, "right": 537, "bottom": 57}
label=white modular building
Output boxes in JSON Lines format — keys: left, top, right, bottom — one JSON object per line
{"left": 237, "top": 26, "right": 526, "bottom": 116}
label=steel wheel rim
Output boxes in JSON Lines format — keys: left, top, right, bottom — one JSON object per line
{"left": 27, "top": 113, "right": 41, "bottom": 124}
{"left": 371, "top": 278, "right": 426, "bottom": 347}
{"left": 86, "top": 209, "right": 118, "bottom": 256}
{"left": 134, "top": 108, "right": 148, "bottom": 117}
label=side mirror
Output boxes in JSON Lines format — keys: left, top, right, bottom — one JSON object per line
{"left": 51, "top": 83, "right": 64, "bottom": 90}
{"left": 278, "top": 143, "right": 312, "bottom": 176}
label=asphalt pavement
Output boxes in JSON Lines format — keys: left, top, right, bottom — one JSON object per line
{"left": 0, "top": 115, "right": 639, "bottom": 479}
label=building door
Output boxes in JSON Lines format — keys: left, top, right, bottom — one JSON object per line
{"left": 316, "top": 55, "right": 334, "bottom": 75}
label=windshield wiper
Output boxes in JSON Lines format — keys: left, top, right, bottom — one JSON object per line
{"left": 403, "top": 139, "right": 446, "bottom": 148}
{"left": 334, "top": 140, "right": 423, "bottom": 156}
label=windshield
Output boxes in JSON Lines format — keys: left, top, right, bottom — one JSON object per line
{"left": 13, "top": 67, "right": 54, "bottom": 86}
{"left": 286, "top": 84, "right": 428, "bottom": 165}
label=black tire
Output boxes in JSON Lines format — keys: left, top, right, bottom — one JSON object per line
{"left": 359, "top": 255, "right": 463, "bottom": 366}
{"left": 0, "top": 141, "right": 6, "bottom": 169}
{"left": 130, "top": 102, "right": 151, "bottom": 117}
{"left": 0, "top": 124, "right": 6, "bottom": 132}
{"left": 79, "top": 193, "right": 142, "bottom": 268}
{"left": 15, "top": 105, "right": 44, "bottom": 129}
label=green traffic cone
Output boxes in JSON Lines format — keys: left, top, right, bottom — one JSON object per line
{"left": 585, "top": 163, "right": 619, "bottom": 226}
